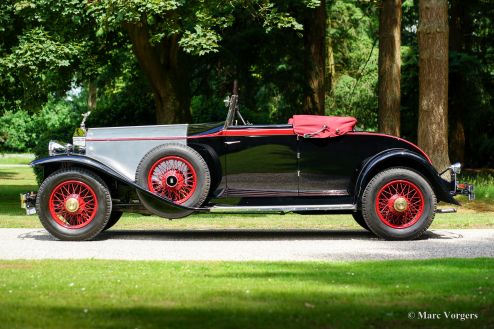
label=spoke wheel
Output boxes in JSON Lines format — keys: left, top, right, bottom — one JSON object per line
{"left": 147, "top": 156, "right": 198, "bottom": 204}
{"left": 361, "top": 167, "right": 436, "bottom": 240}
{"left": 375, "top": 180, "right": 425, "bottom": 229}
{"left": 136, "top": 144, "right": 211, "bottom": 219}
{"left": 49, "top": 180, "right": 98, "bottom": 229}
{"left": 37, "top": 168, "right": 112, "bottom": 241}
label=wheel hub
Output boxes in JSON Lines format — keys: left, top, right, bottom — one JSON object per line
{"left": 162, "top": 170, "right": 185, "bottom": 190}
{"left": 165, "top": 174, "right": 178, "bottom": 187}
{"left": 65, "top": 197, "right": 80, "bottom": 213}
{"left": 393, "top": 197, "right": 408, "bottom": 213}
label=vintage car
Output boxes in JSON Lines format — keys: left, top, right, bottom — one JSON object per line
{"left": 22, "top": 88, "right": 474, "bottom": 241}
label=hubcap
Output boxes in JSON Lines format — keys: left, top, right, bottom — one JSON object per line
{"left": 166, "top": 175, "right": 178, "bottom": 187}
{"left": 393, "top": 197, "right": 408, "bottom": 212}
{"left": 65, "top": 197, "right": 80, "bottom": 213}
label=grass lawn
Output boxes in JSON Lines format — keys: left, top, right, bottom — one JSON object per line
{"left": 1, "top": 164, "right": 493, "bottom": 230}
{"left": 0, "top": 153, "right": 34, "bottom": 165}
{"left": 0, "top": 259, "right": 492, "bottom": 329}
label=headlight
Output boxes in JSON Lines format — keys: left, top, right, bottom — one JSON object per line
{"left": 48, "top": 141, "right": 70, "bottom": 156}
{"left": 449, "top": 162, "right": 462, "bottom": 175}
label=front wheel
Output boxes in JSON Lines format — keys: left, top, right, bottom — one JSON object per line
{"left": 36, "top": 168, "right": 112, "bottom": 241}
{"left": 361, "top": 167, "right": 436, "bottom": 240}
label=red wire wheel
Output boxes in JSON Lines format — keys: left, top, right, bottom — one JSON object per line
{"left": 375, "top": 179, "right": 425, "bottom": 229}
{"left": 147, "top": 155, "right": 197, "bottom": 204}
{"left": 48, "top": 180, "right": 98, "bottom": 229}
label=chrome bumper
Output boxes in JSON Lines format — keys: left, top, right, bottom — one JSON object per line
{"left": 445, "top": 163, "right": 475, "bottom": 201}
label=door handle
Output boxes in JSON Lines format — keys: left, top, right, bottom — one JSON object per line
{"left": 225, "top": 141, "right": 241, "bottom": 145}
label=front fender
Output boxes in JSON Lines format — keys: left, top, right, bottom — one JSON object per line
{"left": 31, "top": 155, "right": 203, "bottom": 214}
{"left": 353, "top": 149, "right": 459, "bottom": 205}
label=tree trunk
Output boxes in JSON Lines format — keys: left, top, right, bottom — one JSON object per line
{"left": 325, "top": 14, "right": 336, "bottom": 95}
{"left": 87, "top": 81, "right": 97, "bottom": 111}
{"left": 378, "top": 0, "right": 402, "bottom": 137}
{"left": 417, "top": 0, "right": 450, "bottom": 171}
{"left": 303, "top": 0, "right": 326, "bottom": 115}
{"left": 125, "top": 21, "right": 191, "bottom": 124}
{"left": 448, "top": 0, "right": 469, "bottom": 163}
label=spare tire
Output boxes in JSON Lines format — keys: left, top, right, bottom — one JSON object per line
{"left": 135, "top": 144, "right": 211, "bottom": 218}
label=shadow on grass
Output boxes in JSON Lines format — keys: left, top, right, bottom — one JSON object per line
{"left": 0, "top": 170, "right": 17, "bottom": 179}
{"left": 0, "top": 259, "right": 492, "bottom": 329}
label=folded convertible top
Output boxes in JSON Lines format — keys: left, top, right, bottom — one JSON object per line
{"left": 288, "top": 115, "right": 357, "bottom": 138}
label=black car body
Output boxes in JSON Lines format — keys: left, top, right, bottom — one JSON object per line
{"left": 22, "top": 92, "right": 474, "bottom": 241}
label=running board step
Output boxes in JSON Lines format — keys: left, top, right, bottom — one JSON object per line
{"left": 209, "top": 204, "right": 356, "bottom": 213}
{"left": 435, "top": 208, "right": 457, "bottom": 214}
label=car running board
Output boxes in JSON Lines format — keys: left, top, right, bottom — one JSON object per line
{"left": 209, "top": 204, "right": 357, "bottom": 213}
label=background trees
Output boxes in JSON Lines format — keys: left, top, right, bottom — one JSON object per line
{"left": 417, "top": 0, "right": 450, "bottom": 170}
{"left": 0, "top": 0, "right": 493, "bottom": 169}
{"left": 378, "top": 0, "right": 401, "bottom": 136}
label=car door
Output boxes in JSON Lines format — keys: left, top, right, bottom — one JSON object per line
{"left": 298, "top": 137, "right": 354, "bottom": 197}
{"left": 224, "top": 125, "right": 298, "bottom": 197}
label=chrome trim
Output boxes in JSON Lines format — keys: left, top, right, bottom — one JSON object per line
{"left": 210, "top": 204, "right": 356, "bottom": 213}
{"left": 225, "top": 141, "right": 241, "bottom": 145}
{"left": 48, "top": 140, "right": 70, "bottom": 156}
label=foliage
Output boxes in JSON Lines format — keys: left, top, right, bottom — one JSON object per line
{"left": 87, "top": 0, "right": 312, "bottom": 56}
{"left": 0, "top": 99, "right": 80, "bottom": 152}
{"left": 0, "top": 0, "right": 99, "bottom": 113}
{"left": 0, "top": 0, "right": 493, "bottom": 167}
{"left": 325, "top": 0, "right": 379, "bottom": 130}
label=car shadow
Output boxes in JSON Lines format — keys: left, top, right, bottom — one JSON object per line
{"left": 17, "top": 228, "right": 462, "bottom": 242}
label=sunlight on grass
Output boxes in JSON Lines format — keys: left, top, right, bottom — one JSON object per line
{"left": 0, "top": 153, "right": 34, "bottom": 165}
{"left": 0, "top": 259, "right": 492, "bottom": 329}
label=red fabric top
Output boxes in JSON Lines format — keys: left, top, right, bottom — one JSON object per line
{"left": 288, "top": 115, "right": 357, "bottom": 138}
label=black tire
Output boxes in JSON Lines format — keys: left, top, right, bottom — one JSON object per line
{"left": 352, "top": 212, "right": 370, "bottom": 231}
{"left": 135, "top": 144, "right": 210, "bottom": 218}
{"left": 102, "top": 211, "right": 123, "bottom": 231}
{"left": 36, "top": 168, "right": 112, "bottom": 241}
{"left": 361, "top": 167, "right": 436, "bottom": 240}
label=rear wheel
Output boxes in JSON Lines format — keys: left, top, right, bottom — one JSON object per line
{"left": 351, "top": 212, "right": 370, "bottom": 231}
{"left": 361, "top": 167, "right": 436, "bottom": 240}
{"left": 36, "top": 168, "right": 112, "bottom": 241}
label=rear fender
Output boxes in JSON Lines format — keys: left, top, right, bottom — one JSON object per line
{"left": 31, "top": 155, "right": 203, "bottom": 215}
{"left": 353, "top": 149, "right": 458, "bottom": 206}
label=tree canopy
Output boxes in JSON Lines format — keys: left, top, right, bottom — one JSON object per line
{"left": 0, "top": 0, "right": 493, "bottom": 167}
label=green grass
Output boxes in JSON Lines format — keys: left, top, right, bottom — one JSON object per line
{"left": 462, "top": 169, "right": 494, "bottom": 201}
{"left": 0, "top": 259, "right": 492, "bottom": 329}
{"left": 1, "top": 165, "right": 493, "bottom": 230}
{"left": 0, "top": 153, "right": 34, "bottom": 165}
